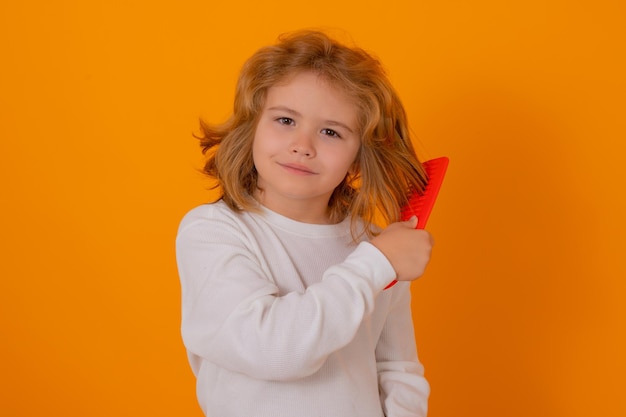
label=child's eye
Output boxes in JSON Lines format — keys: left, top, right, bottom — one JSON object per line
{"left": 321, "top": 128, "right": 341, "bottom": 138}
{"left": 276, "top": 117, "right": 295, "bottom": 126}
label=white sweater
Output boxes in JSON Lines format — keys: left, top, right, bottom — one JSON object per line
{"left": 176, "top": 201, "right": 429, "bottom": 416}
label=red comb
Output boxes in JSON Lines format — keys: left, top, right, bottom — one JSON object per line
{"left": 384, "top": 156, "right": 449, "bottom": 289}
{"left": 401, "top": 156, "right": 449, "bottom": 228}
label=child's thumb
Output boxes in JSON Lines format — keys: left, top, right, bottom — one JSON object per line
{"left": 405, "top": 215, "right": 418, "bottom": 228}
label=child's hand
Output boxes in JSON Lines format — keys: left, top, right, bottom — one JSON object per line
{"left": 370, "top": 216, "right": 433, "bottom": 281}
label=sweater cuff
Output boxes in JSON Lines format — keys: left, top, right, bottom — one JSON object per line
{"left": 345, "top": 241, "right": 398, "bottom": 291}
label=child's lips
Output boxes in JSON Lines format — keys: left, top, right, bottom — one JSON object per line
{"left": 279, "top": 162, "right": 317, "bottom": 175}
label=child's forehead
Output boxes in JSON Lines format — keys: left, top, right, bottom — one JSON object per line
{"left": 264, "top": 73, "right": 358, "bottom": 117}
{"left": 265, "top": 71, "right": 360, "bottom": 108}
{"left": 271, "top": 70, "right": 349, "bottom": 92}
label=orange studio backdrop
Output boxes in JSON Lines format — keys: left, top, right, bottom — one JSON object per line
{"left": 1, "top": 1, "right": 624, "bottom": 416}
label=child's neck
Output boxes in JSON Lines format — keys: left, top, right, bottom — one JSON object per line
{"left": 254, "top": 192, "right": 332, "bottom": 225}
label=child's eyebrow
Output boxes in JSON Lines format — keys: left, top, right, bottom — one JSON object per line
{"left": 267, "top": 106, "right": 302, "bottom": 118}
{"left": 267, "top": 106, "right": 354, "bottom": 134}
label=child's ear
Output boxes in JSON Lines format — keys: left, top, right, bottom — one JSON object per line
{"left": 348, "top": 161, "right": 359, "bottom": 176}
{"left": 350, "top": 149, "right": 361, "bottom": 171}
{"left": 346, "top": 162, "right": 361, "bottom": 187}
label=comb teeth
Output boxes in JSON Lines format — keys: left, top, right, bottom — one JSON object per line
{"left": 400, "top": 157, "right": 449, "bottom": 229}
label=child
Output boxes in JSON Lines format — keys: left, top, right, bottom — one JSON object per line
{"left": 176, "top": 30, "right": 433, "bottom": 417}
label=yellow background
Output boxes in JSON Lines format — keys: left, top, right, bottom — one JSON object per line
{"left": 1, "top": 1, "right": 624, "bottom": 416}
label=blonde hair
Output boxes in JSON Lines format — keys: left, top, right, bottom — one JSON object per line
{"left": 198, "top": 30, "right": 427, "bottom": 239}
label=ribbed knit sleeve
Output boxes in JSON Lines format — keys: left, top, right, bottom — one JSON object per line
{"left": 176, "top": 204, "right": 397, "bottom": 382}
{"left": 376, "top": 282, "right": 430, "bottom": 417}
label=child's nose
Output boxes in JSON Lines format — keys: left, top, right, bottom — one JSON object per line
{"left": 290, "top": 132, "right": 315, "bottom": 157}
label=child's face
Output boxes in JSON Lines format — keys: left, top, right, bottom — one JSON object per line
{"left": 252, "top": 71, "right": 361, "bottom": 223}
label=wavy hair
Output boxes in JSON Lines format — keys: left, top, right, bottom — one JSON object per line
{"left": 197, "top": 30, "right": 427, "bottom": 239}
